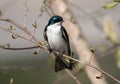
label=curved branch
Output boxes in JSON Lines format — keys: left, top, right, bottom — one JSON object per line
{"left": 0, "top": 25, "right": 120, "bottom": 84}
{"left": 65, "top": 69, "right": 81, "bottom": 84}
{"left": 2, "top": 46, "right": 39, "bottom": 50}
{"left": 0, "top": 18, "right": 38, "bottom": 42}
{"left": 99, "top": 44, "right": 120, "bottom": 58}
{"left": 0, "top": 25, "right": 80, "bottom": 84}
{"left": 59, "top": 52, "right": 120, "bottom": 84}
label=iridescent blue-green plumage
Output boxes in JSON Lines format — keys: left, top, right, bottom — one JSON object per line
{"left": 47, "top": 15, "right": 64, "bottom": 25}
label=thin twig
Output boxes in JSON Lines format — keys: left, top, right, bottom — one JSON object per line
{"left": 0, "top": 26, "right": 34, "bottom": 44}
{"left": 0, "top": 19, "right": 120, "bottom": 84}
{"left": 1, "top": 39, "right": 120, "bottom": 83}
{"left": 24, "top": 0, "right": 28, "bottom": 29}
{"left": 86, "top": 64, "right": 120, "bottom": 83}
{"left": 88, "top": 52, "right": 94, "bottom": 64}
{"left": 98, "top": 44, "right": 120, "bottom": 58}
{"left": 65, "top": 69, "right": 81, "bottom": 84}
{"left": 44, "top": 6, "right": 52, "bottom": 16}
{"left": 0, "top": 9, "right": 80, "bottom": 84}
{"left": 60, "top": 53, "right": 120, "bottom": 83}
{"left": 2, "top": 46, "right": 39, "bottom": 50}
{"left": 49, "top": 6, "right": 55, "bottom": 15}
{"left": 0, "top": 18, "right": 38, "bottom": 42}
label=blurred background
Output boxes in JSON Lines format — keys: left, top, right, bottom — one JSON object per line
{"left": 0, "top": 0, "right": 120, "bottom": 84}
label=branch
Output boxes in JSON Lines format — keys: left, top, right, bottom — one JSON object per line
{"left": 0, "top": 11, "right": 120, "bottom": 83}
{"left": 98, "top": 44, "right": 120, "bottom": 58}
{"left": 0, "top": 18, "right": 38, "bottom": 42}
{"left": 57, "top": 52, "right": 120, "bottom": 84}
{"left": 0, "top": 25, "right": 36, "bottom": 44}
{"left": 0, "top": 66, "right": 33, "bottom": 71}
{"left": 1, "top": 46, "right": 39, "bottom": 50}
{"left": 0, "top": 25, "right": 80, "bottom": 84}
{"left": 24, "top": 0, "right": 28, "bottom": 28}
{"left": 65, "top": 69, "right": 81, "bottom": 84}
{"left": 1, "top": 41, "right": 120, "bottom": 83}
{"left": 5, "top": 45, "right": 119, "bottom": 83}
{"left": 86, "top": 64, "right": 120, "bottom": 84}
{"left": 0, "top": 20, "right": 120, "bottom": 84}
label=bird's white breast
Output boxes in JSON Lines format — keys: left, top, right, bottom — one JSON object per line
{"left": 46, "top": 24, "right": 68, "bottom": 53}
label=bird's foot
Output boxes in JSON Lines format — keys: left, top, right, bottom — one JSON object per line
{"left": 59, "top": 51, "right": 65, "bottom": 57}
{"left": 47, "top": 46, "right": 53, "bottom": 53}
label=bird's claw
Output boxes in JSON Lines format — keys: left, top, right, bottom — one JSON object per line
{"left": 59, "top": 51, "right": 65, "bottom": 57}
{"left": 47, "top": 46, "right": 53, "bottom": 53}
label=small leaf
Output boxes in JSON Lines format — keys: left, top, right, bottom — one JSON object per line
{"left": 40, "top": 40, "right": 46, "bottom": 45}
{"left": 43, "top": 0, "right": 50, "bottom": 5}
{"left": 11, "top": 33, "right": 18, "bottom": 39}
{"left": 103, "top": 2, "right": 119, "bottom": 9}
{"left": 104, "top": 17, "right": 118, "bottom": 43}
{"left": 65, "top": 58, "right": 70, "bottom": 63}
{"left": 2, "top": 43, "right": 10, "bottom": 48}
{"left": 71, "top": 52, "right": 74, "bottom": 57}
{"left": 9, "top": 78, "right": 14, "bottom": 84}
{"left": 38, "top": 5, "right": 45, "bottom": 17}
{"left": 8, "top": 25, "right": 13, "bottom": 30}
{"left": 114, "top": 0, "right": 120, "bottom": 2}
{"left": 77, "top": 62, "right": 85, "bottom": 72}
{"left": 96, "top": 73, "right": 103, "bottom": 79}
{"left": 116, "top": 48, "right": 120, "bottom": 69}
{"left": 32, "top": 21, "right": 37, "bottom": 28}
{"left": 90, "top": 47, "right": 96, "bottom": 53}
{"left": 33, "top": 50, "right": 40, "bottom": 55}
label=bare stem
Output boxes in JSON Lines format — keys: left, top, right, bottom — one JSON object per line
{"left": 0, "top": 18, "right": 38, "bottom": 42}
{"left": 65, "top": 69, "right": 81, "bottom": 84}
{"left": 2, "top": 41, "right": 120, "bottom": 83}
{"left": 24, "top": 0, "right": 28, "bottom": 28}
{"left": 0, "top": 19, "right": 120, "bottom": 84}
{"left": 44, "top": 6, "right": 52, "bottom": 16}
{"left": 1, "top": 46, "right": 39, "bottom": 50}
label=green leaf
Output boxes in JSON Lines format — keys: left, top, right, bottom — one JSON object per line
{"left": 77, "top": 63, "right": 85, "bottom": 72}
{"left": 8, "top": 25, "right": 13, "bottom": 30}
{"left": 116, "top": 48, "right": 120, "bottom": 69}
{"left": 32, "top": 21, "right": 37, "bottom": 28}
{"left": 114, "top": 0, "right": 120, "bottom": 2}
{"left": 103, "top": 2, "right": 119, "bottom": 9}
{"left": 96, "top": 73, "right": 103, "bottom": 79}
{"left": 9, "top": 78, "right": 14, "bottom": 84}
{"left": 11, "top": 33, "right": 18, "bottom": 39}
{"left": 43, "top": 0, "right": 50, "bottom": 5}
{"left": 89, "top": 47, "right": 96, "bottom": 53}
{"left": 65, "top": 58, "right": 70, "bottom": 63}
{"left": 33, "top": 50, "right": 40, "bottom": 55}
{"left": 2, "top": 43, "right": 10, "bottom": 48}
{"left": 104, "top": 17, "right": 118, "bottom": 43}
{"left": 39, "top": 6, "right": 44, "bottom": 16}
{"left": 40, "top": 40, "right": 46, "bottom": 45}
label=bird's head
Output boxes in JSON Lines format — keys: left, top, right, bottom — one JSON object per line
{"left": 48, "top": 15, "right": 64, "bottom": 25}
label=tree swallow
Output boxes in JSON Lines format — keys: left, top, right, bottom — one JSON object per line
{"left": 44, "top": 15, "right": 74, "bottom": 72}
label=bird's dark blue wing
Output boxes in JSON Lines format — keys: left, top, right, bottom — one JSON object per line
{"left": 43, "top": 26, "right": 51, "bottom": 48}
{"left": 61, "top": 26, "right": 71, "bottom": 55}
{"left": 43, "top": 26, "right": 48, "bottom": 42}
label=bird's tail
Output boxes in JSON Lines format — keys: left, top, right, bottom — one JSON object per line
{"left": 54, "top": 56, "right": 75, "bottom": 72}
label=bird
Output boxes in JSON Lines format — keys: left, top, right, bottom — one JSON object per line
{"left": 43, "top": 15, "right": 74, "bottom": 72}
